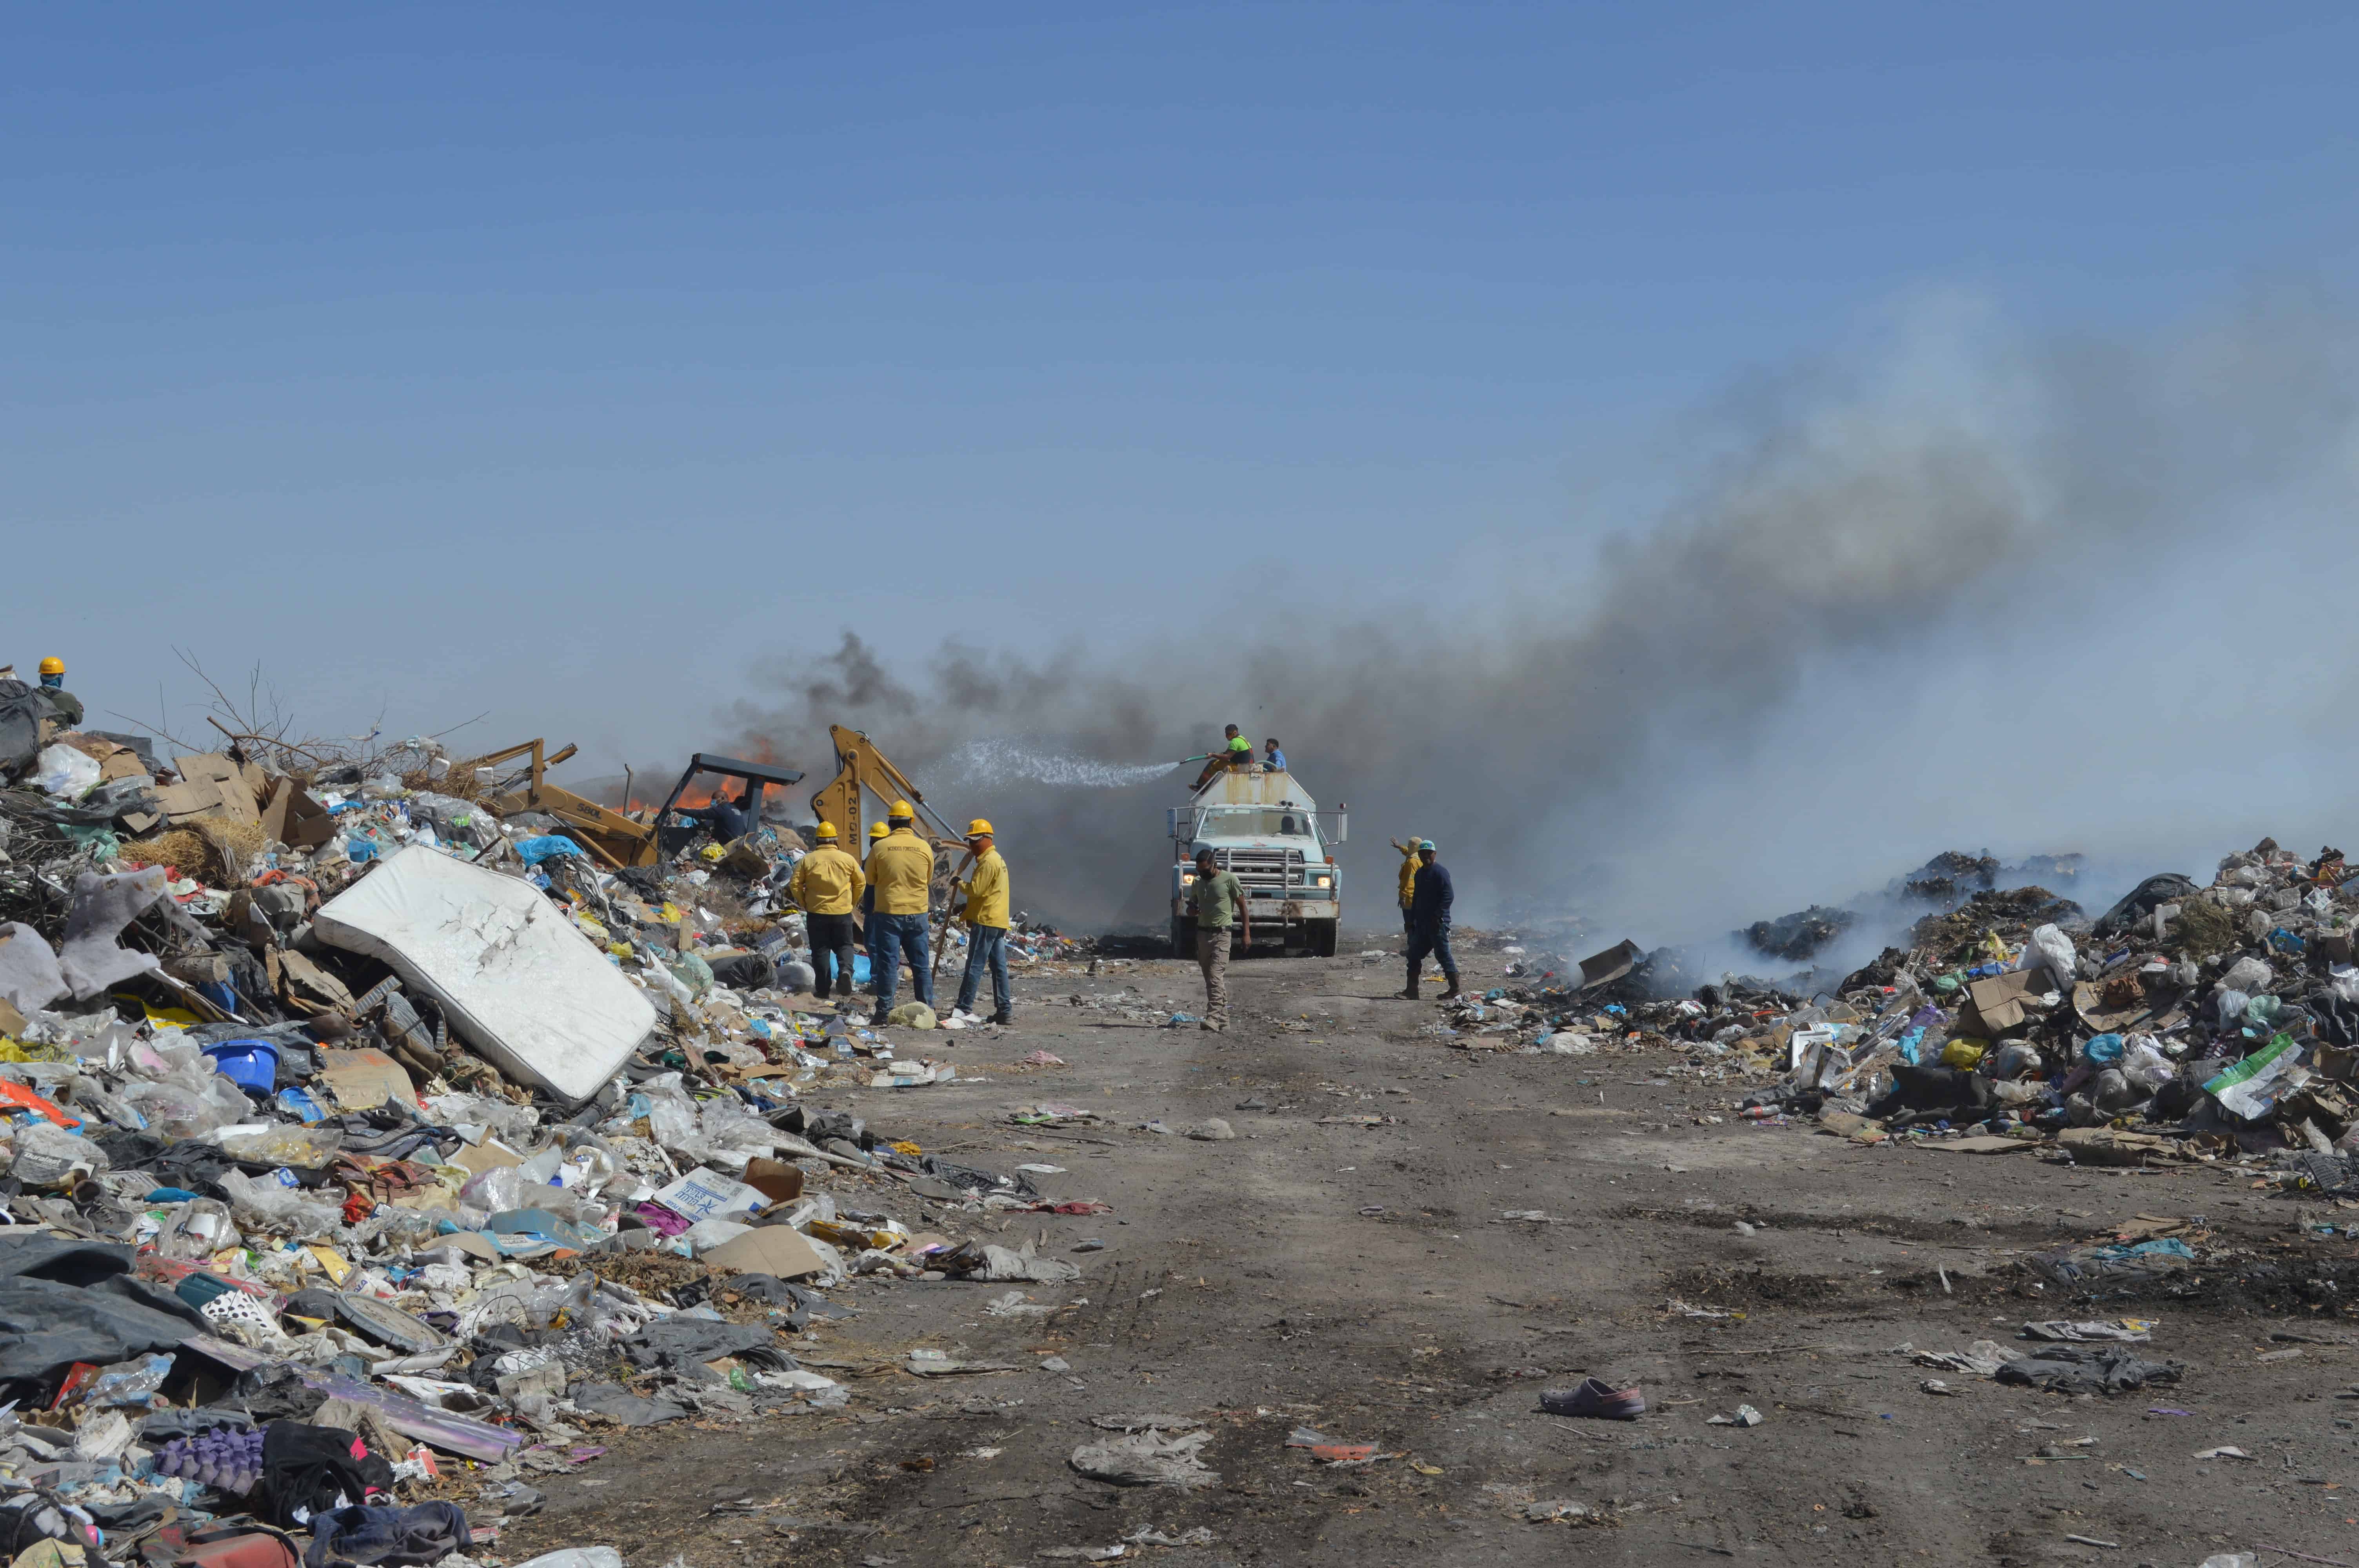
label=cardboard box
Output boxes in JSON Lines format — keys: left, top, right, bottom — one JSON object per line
{"left": 262, "top": 777, "right": 336, "bottom": 851}
{"left": 1963, "top": 968, "right": 2051, "bottom": 1037}
{"left": 741, "top": 1156, "right": 805, "bottom": 1207}
{"left": 651, "top": 1166, "right": 765, "bottom": 1226}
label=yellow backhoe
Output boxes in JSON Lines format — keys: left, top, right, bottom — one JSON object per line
{"left": 807, "top": 725, "right": 967, "bottom": 911}
{"left": 463, "top": 739, "right": 803, "bottom": 870}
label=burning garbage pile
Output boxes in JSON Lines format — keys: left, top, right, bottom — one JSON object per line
{"left": 1445, "top": 840, "right": 2359, "bottom": 1174}
{"left": 0, "top": 701, "right": 1106, "bottom": 1567}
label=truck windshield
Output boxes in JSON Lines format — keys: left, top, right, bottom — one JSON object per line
{"left": 1198, "top": 808, "right": 1318, "bottom": 840}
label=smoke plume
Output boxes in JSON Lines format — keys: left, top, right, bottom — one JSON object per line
{"left": 729, "top": 289, "right": 2359, "bottom": 943}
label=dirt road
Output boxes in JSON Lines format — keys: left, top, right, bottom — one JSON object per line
{"left": 501, "top": 944, "right": 2357, "bottom": 1566}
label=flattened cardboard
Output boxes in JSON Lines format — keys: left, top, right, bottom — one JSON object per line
{"left": 449, "top": 1138, "right": 524, "bottom": 1178}
{"left": 321, "top": 1047, "right": 419, "bottom": 1111}
{"left": 161, "top": 753, "right": 262, "bottom": 827}
{"left": 699, "top": 1225, "right": 830, "bottom": 1280}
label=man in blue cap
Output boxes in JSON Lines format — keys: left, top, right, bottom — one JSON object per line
{"left": 1400, "top": 840, "right": 1460, "bottom": 1001}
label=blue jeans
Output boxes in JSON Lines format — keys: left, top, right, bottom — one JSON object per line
{"left": 871, "top": 912, "right": 933, "bottom": 1011}
{"left": 956, "top": 925, "right": 1012, "bottom": 1018}
{"left": 1407, "top": 919, "right": 1458, "bottom": 987}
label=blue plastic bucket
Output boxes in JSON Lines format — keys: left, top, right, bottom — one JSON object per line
{"left": 202, "top": 1037, "right": 280, "bottom": 1093}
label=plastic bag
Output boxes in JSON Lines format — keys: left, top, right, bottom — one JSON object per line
{"left": 667, "top": 952, "right": 715, "bottom": 998}
{"left": 84, "top": 1353, "right": 173, "bottom": 1409}
{"left": 2122, "top": 1036, "right": 2174, "bottom": 1093}
{"left": 699, "top": 1096, "right": 782, "bottom": 1156}
{"left": 1989, "top": 1041, "right": 2043, "bottom": 1079}
{"left": 219, "top": 1169, "right": 344, "bottom": 1240}
{"left": 2219, "top": 956, "right": 2274, "bottom": 995}
{"left": 2214, "top": 988, "right": 2251, "bottom": 1025}
{"left": 459, "top": 1166, "right": 524, "bottom": 1214}
{"left": 11, "top": 1121, "right": 108, "bottom": 1187}
{"left": 218, "top": 1125, "right": 345, "bottom": 1167}
{"left": 421, "top": 1091, "right": 542, "bottom": 1147}
{"left": 2018, "top": 924, "right": 2077, "bottom": 984}
{"left": 1939, "top": 1038, "right": 1986, "bottom": 1070}
{"left": 2081, "top": 1033, "right": 2125, "bottom": 1067}
{"left": 2335, "top": 965, "right": 2359, "bottom": 1005}
{"left": 2090, "top": 1067, "right": 2144, "bottom": 1112}
{"left": 118, "top": 1081, "right": 227, "bottom": 1142}
{"left": 152, "top": 1198, "right": 240, "bottom": 1259}
{"left": 31, "top": 744, "right": 102, "bottom": 800}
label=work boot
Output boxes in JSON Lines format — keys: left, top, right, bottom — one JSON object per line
{"left": 1436, "top": 984, "right": 1463, "bottom": 1001}
{"left": 869, "top": 1007, "right": 890, "bottom": 1026}
{"left": 1398, "top": 978, "right": 1420, "bottom": 1000}
{"left": 992, "top": 1011, "right": 1013, "bottom": 1027}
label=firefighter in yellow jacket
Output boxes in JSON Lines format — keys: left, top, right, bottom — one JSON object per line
{"left": 787, "top": 822, "right": 864, "bottom": 1002}
{"left": 867, "top": 802, "right": 937, "bottom": 1022}
{"left": 950, "top": 819, "right": 1012, "bottom": 1026}
{"left": 1390, "top": 836, "right": 1423, "bottom": 944}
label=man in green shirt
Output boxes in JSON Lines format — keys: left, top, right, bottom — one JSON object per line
{"left": 1190, "top": 725, "right": 1254, "bottom": 791}
{"left": 1189, "top": 846, "right": 1251, "bottom": 1031}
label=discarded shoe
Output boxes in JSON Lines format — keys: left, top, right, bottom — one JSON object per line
{"left": 1538, "top": 1378, "right": 1644, "bottom": 1420}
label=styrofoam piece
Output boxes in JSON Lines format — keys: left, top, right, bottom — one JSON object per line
{"left": 314, "top": 845, "right": 653, "bottom": 1104}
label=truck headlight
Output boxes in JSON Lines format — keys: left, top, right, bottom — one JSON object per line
{"left": 1314, "top": 875, "right": 1331, "bottom": 888}
{"left": 1179, "top": 872, "right": 1196, "bottom": 886}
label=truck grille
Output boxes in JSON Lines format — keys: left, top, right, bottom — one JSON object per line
{"left": 1216, "top": 848, "right": 1305, "bottom": 889}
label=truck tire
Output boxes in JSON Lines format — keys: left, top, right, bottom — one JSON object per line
{"left": 1307, "top": 919, "right": 1338, "bottom": 958}
{"left": 1170, "top": 918, "right": 1196, "bottom": 960}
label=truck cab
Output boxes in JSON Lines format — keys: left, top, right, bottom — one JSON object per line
{"left": 1167, "top": 766, "right": 1345, "bottom": 958}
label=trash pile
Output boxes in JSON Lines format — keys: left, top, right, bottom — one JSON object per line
{"left": 1479, "top": 840, "right": 2359, "bottom": 1172}
{"left": 0, "top": 713, "right": 1105, "bottom": 1566}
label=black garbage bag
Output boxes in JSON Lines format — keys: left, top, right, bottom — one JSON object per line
{"left": 2094, "top": 873, "right": 2199, "bottom": 938}
{"left": 1866, "top": 1063, "right": 1992, "bottom": 1121}
{"left": 260, "top": 1420, "right": 395, "bottom": 1529}
{"left": 1996, "top": 1346, "right": 2181, "bottom": 1395}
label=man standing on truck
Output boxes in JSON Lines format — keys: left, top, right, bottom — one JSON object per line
{"left": 951, "top": 819, "right": 1013, "bottom": 1026}
{"left": 867, "top": 801, "right": 937, "bottom": 1022}
{"left": 1390, "top": 836, "right": 1423, "bottom": 943}
{"left": 1189, "top": 846, "right": 1250, "bottom": 1031}
{"left": 1262, "top": 737, "right": 1287, "bottom": 772}
{"left": 1401, "top": 840, "right": 1461, "bottom": 1001}
{"left": 787, "top": 821, "right": 865, "bottom": 1002}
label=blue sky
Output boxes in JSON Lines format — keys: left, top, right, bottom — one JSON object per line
{"left": 8, "top": 4, "right": 2356, "bottom": 775}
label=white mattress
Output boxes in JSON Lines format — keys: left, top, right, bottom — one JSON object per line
{"left": 315, "top": 845, "right": 653, "bottom": 1105}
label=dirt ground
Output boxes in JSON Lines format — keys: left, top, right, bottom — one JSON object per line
{"left": 496, "top": 941, "right": 2359, "bottom": 1568}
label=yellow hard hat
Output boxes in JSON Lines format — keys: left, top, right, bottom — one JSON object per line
{"left": 889, "top": 799, "right": 913, "bottom": 819}
{"left": 814, "top": 821, "right": 838, "bottom": 840}
{"left": 37, "top": 657, "right": 63, "bottom": 678}
{"left": 966, "top": 818, "right": 994, "bottom": 838}
{"left": 869, "top": 822, "right": 890, "bottom": 840}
